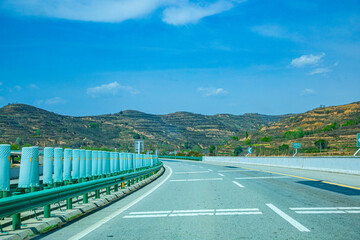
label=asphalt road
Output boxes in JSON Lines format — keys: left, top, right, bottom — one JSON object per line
{"left": 36, "top": 159, "right": 360, "bottom": 240}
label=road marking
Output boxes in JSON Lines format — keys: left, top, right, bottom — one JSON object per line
{"left": 235, "top": 176, "right": 290, "bottom": 180}
{"left": 208, "top": 169, "right": 213, "bottom": 171}
{"left": 216, "top": 208, "right": 259, "bottom": 212}
{"left": 69, "top": 165, "right": 173, "bottom": 240}
{"left": 216, "top": 212, "right": 262, "bottom": 216}
{"left": 123, "top": 208, "right": 262, "bottom": 219}
{"left": 170, "top": 178, "right": 223, "bottom": 182}
{"left": 173, "top": 209, "right": 214, "bottom": 213}
{"left": 239, "top": 166, "right": 360, "bottom": 190}
{"left": 296, "top": 211, "right": 345, "bottom": 214}
{"left": 290, "top": 207, "right": 360, "bottom": 210}
{"left": 290, "top": 207, "right": 360, "bottom": 214}
{"left": 124, "top": 214, "right": 168, "bottom": 218}
{"left": 169, "top": 213, "right": 214, "bottom": 217}
{"left": 175, "top": 171, "right": 210, "bottom": 174}
{"left": 232, "top": 181, "right": 245, "bottom": 188}
{"left": 217, "top": 170, "right": 256, "bottom": 173}
{"left": 218, "top": 173, "right": 225, "bottom": 177}
{"left": 129, "top": 211, "right": 171, "bottom": 214}
{"left": 266, "top": 204, "right": 310, "bottom": 232}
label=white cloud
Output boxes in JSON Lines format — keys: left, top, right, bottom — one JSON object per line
{"left": 251, "top": 24, "right": 299, "bottom": 41}
{"left": 309, "top": 67, "right": 330, "bottom": 75}
{"left": 45, "top": 97, "right": 67, "bottom": 105}
{"left": 291, "top": 53, "right": 325, "bottom": 67}
{"left": 162, "top": 1, "right": 235, "bottom": 25}
{"left": 14, "top": 85, "right": 22, "bottom": 91}
{"left": 197, "top": 87, "right": 228, "bottom": 97}
{"left": 300, "top": 88, "right": 316, "bottom": 96}
{"left": 28, "top": 83, "right": 39, "bottom": 89}
{"left": 87, "top": 81, "right": 139, "bottom": 97}
{"left": 2, "top": 0, "right": 242, "bottom": 25}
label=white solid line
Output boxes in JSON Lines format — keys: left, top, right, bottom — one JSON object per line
{"left": 290, "top": 207, "right": 360, "bottom": 210}
{"left": 129, "top": 211, "right": 171, "bottom": 215}
{"left": 169, "top": 213, "right": 214, "bottom": 217}
{"left": 235, "top": 176, "right": 290, "bottom": 180}
{"left": 216, "top": 208, "right": 259, "bottom": 212}
{"left": 215, "top": 212, "right": 262, "bottom": 216}
{"left": 218, "top": 170, "right": 256, "bottom": 173}
{"left": 232, "top": 181, "right": 245, "bottom": 188}
{"left": 290, "top": 207, "right": 337, "bottom": 210}
{"left": 173, "top": 209, "right": 214, "bottom": 213}
{"left": 218, "top": 173, "right": 225, "bottom": 177}
{"left": 123, "top": 214, "right": 168, "bottom": 218}
{"left": 347, "top": 211, "right": 360, "bottom": 213}
{"left": 170, "top": 178, "right": 223, "bottom": 182}
{"left": 175, "top": 171, "right": 210, "bottom": 174}
{"left": 266, "top": 204, "right": 310, "bottom": 232}
{"left": 295, "top": 211, "right": 345, "bottom": 214}
{"left": 208, "top": 169, "right": 213, "bottom": 172}
{"left": 69, "top": 166, "right": 173, "bottom": 240}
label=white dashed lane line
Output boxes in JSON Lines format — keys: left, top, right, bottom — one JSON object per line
{"left": 218, "top": 173, "right": 225, "bottom": 177}
{"left": 232, "top": 180, "right": 245, "bottom": 188}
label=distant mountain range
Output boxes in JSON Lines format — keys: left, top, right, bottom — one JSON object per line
{"left": 0, "top": 104, "right": 287, "bottom": 153}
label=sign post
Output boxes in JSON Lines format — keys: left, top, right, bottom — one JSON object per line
{"left": 292, "top": 143, "right": 301, "bottom": 157}
{"left": 354, "top": 134, "right": 360, "bottom": 157}
{"left": 246, "top": 147, "right": 252, "bottom": 157}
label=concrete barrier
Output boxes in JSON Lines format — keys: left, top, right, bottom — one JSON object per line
{"left": 203, "top": 156, "right": 360, "bottom": 175}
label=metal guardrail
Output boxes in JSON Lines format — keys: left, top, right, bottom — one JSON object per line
{"left": 0, "top": 162, "right": 163, "bottom": 230}
{"left": 159, "top": 155, "right": 202, "bottom": 161}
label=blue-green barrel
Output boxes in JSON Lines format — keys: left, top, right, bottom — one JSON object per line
{"left": 115, "top": 152, "right": 119, "bottom": 173}
{"left": 125, "top": 153, "right": 129, "bottom": 170}
{"left": 63, "top": 149, "right": 72, "bottom": 181}
{"left": 0, "top": 144, "right": 11, "bottom": 191}
{"left": 43, "top": 147, "right": 54, "bottom": 185}
{"left": 102, "top": 151, "right": 108, "bottom": 175}
{"left": 106, "top": 151, "right": 111, "bottom": 174}
{"left": 30, "top": 146, "right": 39, "bottom": 187}
{"left": 79, "top": 150, "right": 86, "bottom": 179}
{"left": 18, "top": 147, "right": 32, "bottom": 188}
{"left": 110, "top": 152, "right": 114, "bottom": 174}
{"left": 85, "top": 150, "right": 92, "bottom": 177}
{"left": 72, "top": 149, "right": 80, "bottom": 180}
{"left": 119, "top": 153, "right": 124, "bottom": 171}
{"left": 92, "top": 151, "right": 98, "bottom": 176}
{"left": 54, "top": 148, "right": 63, "bottom": 183}
{"left": 97, "top": 151, "right": 103, "bottom": 175}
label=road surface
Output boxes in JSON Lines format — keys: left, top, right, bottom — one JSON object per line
{"left": 36, "top": 159, "right": 360, "bottom": 240}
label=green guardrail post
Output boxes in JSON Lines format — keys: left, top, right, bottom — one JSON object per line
{"left": 95, "top": 190, "right": 100, "bottom": 199}
{"left": 67, "top": 198, "right": 72, "bottom": 209}
{"left": 44, "top": 204, "right": 51, "bottom": 218}
{"left": 114, "top": 184, "right": 118, "bottom": 192}
{"left": 12, "top": 213, "right": 21, "bottom": 230}
{"left": 83, "top": 193, "right": 88, "bottom": 204}
{"left": 106, "top": 187, "right": 111, "bottom": 195}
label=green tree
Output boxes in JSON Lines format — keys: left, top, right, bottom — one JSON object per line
{"left": 133, "top": 133, "right": 141, "bottom": 139}
{"left": 243, "top": 139, "right": 252, "bottom": 146}
{"left": 314, "top": 139, "right": 329, "bottom": 151}
{"left": 259, "top": 136, "right": 272, "bottom": 142}
{"left": 23, "top": 143, "right": 32, "bottom": 147}
{"left": 11, "top": 144, "right": 20, "bottom": 150}
{"left": 209, "top": 145, "right": 216, "bottom": 155}
{"left": 89, "top": 122, "right": 98, "bottom": 128}
{"left": 36, "top": 129, "right": 41, "bottom": 136}
{"left": 278, "top": 144, "right": 289, "bottom": 151}
{"left": 234, "top": 146, "right": 243, "bottom": 156}
{"left": 192, "top": 145, "right": 201, "bottom": 153}
{"left": 184, "top": 142, "right": 190, "bottom": 149}
{"left": 342, "top": 120, "right": 355, "bottom": 127}
{"left": 15, "top": 137, "right": 22, "bottom": 145}
{"left": 322, "top": 122, "right": 339, "bottom": 132}
{"left": 245, "top": 131, "right": 249, "bottom": 138}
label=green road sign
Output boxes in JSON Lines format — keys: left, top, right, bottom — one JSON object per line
{"left": 293, "top": 143, "right": 301, "bottom": 149}
{"left": 357, "top": 133, "right": 360, "bottom": 147}
{"left": 248, "top": 147, "right": 252, "bottom": 154}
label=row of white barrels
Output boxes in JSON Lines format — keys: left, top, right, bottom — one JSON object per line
{"left": 0, "top": 144, "right": 159, "bottom": 192}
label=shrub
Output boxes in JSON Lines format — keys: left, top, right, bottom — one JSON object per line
{"left": 314, "top": 139, "right": 329, "bottom": 149}
{"left": 243, "top": 139, "right": 252, "bottom": 146}
{"left": 278, "top": 144, "right": 289, "bottom": 151}
{"left": 234, "top": 146, "right": 243, "bottom": 156}
{"left": 322, "top": 122, "right": 339, "bottom": 131}
{"left": 342, "top": 120, "right": 355, "bottom": 127}
{"left": 260, "top": 136, "right": 272, "bottom": 142}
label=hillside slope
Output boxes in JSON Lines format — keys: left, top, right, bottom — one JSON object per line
{"left": 0, "top": 104, "right": 285, "bottom": 152}
{"left": 218, "top": 101, "right": 360, "bottom": 156}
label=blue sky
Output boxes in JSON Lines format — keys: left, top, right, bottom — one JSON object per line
{"left": 0, "top": 0, "right": 359, "bottom": 116}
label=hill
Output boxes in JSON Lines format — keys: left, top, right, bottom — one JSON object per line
{"left": 217, "top": 101, "right": 360, "bottom": 156}
{"left": 0, "top": 104, "right": 285, "bottom": 153}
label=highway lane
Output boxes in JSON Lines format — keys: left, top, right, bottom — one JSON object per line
{"left": 36, "top": 159, "right": 360, "bottom": 240}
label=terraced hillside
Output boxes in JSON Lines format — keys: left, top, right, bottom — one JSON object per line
{"left": 0, "top": 104, "right": 284, "bottom": 153}
{"left": 217, "top": 101, "right": 360, "bottom": 156}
